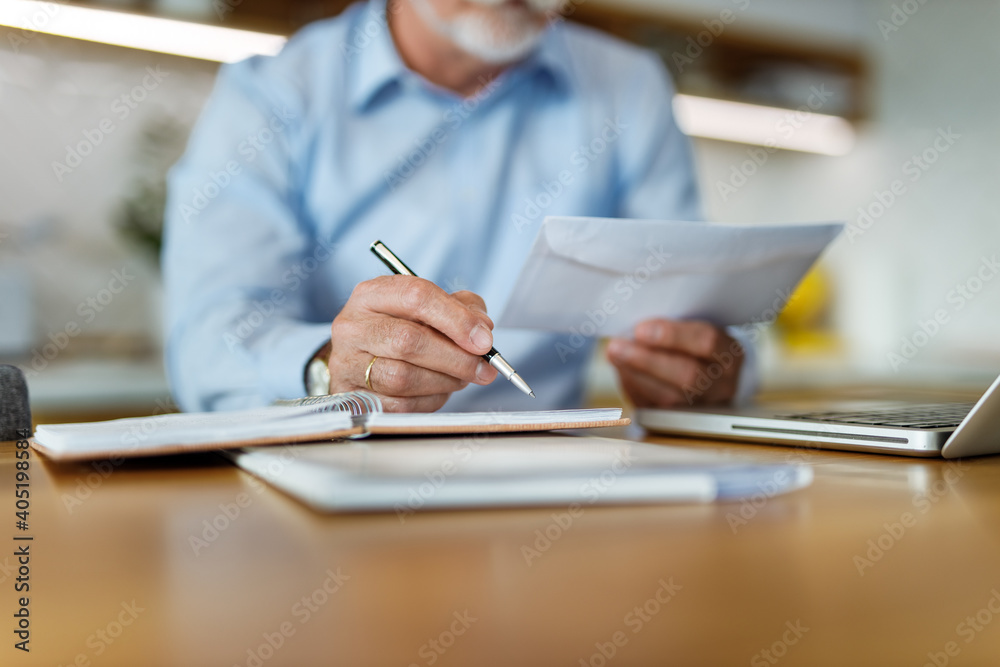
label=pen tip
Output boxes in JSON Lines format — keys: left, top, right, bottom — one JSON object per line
{"left": 529, "top": 392, "right": 536, "bottom": 399}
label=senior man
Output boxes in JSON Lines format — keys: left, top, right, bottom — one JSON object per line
{"left": 163, "top": 0, "right": 753, "bottom": 413}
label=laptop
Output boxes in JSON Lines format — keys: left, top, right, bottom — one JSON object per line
{"left": 637, "top": 373, "right": 1000, "bottom": 458}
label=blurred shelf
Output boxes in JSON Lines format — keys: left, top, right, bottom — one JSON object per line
{"left": 572, "top": 3, "right": 866, "bottom": 120}
{"left": 63, "top": 0, "right": 867, "bottom": 119}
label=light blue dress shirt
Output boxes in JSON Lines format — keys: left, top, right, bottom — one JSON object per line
{"left": 163, "top": 0, "right": 712, "bottom": 413}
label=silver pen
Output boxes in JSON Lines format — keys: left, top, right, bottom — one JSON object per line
{"left": 370, "top": 240, "right": 535, "bottom": 398}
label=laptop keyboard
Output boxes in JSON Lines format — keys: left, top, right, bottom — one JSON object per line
{"left": 778, "top": 403, "right": 975, "bottom": 429}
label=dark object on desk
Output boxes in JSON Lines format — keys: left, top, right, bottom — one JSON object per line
{"left": 0, "top": 365, "right": 31, "bottom": 439}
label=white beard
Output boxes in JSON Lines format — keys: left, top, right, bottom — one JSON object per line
{"left": 466, "top": 0, "right": 565, "bottom": 11}
{"left": 411, "top": 0, "right": 560, "bottom": 65}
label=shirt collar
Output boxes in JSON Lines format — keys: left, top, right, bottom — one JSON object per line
{"left": 517, "top": 22, "right": 573, "bottom": 93}
{"left": 348, "top": 0, "right": 573, "bottom": 113}
{"left": 348, "top": 0, "right": 410, "bottom": 112}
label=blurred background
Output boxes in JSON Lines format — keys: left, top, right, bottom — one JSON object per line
{"left": 1, "top": 0, "right": 998, "bottom": 422}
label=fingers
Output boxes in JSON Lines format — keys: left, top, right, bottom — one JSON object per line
{"left": 451, "top": 290, "right": 491, "bottom": 321}
{"left": 380, "top": 393, "right": 452, "bottom": 414}
{"left": 327, "top": 278, "right": 501, "bottom": 412}
{"left": 607, "top": 323, "right": 744, "bottom": 407}
{"left": 328, "top": 346, "right": 481, "bottom": 412}
{"left": 337, "top": 313, "right": 497, "bottom": 386}
{"left": 608, "top": 340, "right": 704, "bottom": 391}
{"left": 352, "top": 276, "right": 494, "bottom": 356}
{"left": 616, "top": 366, "right": 686, "bottom": 408}
{"left": 364, "top": 356, "right": 470, "bottom": 397}
{"left": 633, "top": 319, "right": 726, "bottom": 360}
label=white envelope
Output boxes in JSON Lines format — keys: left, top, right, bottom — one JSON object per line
{"left": 498, "top": 216, "right": 844, "bottom": 337}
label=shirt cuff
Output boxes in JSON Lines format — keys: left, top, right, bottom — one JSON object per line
{"left": 257, "top": 322, "right": 333, "bottom": 402}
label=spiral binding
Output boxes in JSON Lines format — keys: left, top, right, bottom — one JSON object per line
{"left": 272, "top": 391, "right": 383, "bottom": 416}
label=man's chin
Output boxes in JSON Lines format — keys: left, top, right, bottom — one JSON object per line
{"left": 411, "top": 0, "right": 551, "bottom": 65}
{"left": 454, "top": 32, "right": 545, "bottom": 65}
{"left": 450, "top": 9, "right": 549, "bottom": 64}
{"left": 467, "top": 0, "right": 565, "bottom": 13}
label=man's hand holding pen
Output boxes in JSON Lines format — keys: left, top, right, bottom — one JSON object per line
{"left": 327, "top": 275, "right": 499, "bottom": 413}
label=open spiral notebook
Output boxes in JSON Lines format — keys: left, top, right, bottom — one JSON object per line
{"left": 30, "top": 391, "right": 630, "bottom": 462}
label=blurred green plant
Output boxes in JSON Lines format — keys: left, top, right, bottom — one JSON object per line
{"left": 115, "top": 117, "right": 188, "bottom": 267}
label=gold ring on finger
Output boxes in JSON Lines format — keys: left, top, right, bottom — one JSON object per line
{"left": 365, "top": 356, "right": 378, "bottom": 392}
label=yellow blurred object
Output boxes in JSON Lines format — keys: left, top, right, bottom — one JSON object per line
{"left": 778, "top": 267, "right": 830, "bottom": 330}
{"left": 776, "top": 267, "right": 841, "bottom": 354}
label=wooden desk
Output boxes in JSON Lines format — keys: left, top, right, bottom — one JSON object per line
{"left": 3, "top": 429, "right": 1000, "bottom": 667}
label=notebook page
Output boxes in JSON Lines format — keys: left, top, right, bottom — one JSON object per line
{"left": 33, "top": 404, "right": 355, "bottom": 456}
{"left": 367, "top": 407, "right": 624, "bottom": 428}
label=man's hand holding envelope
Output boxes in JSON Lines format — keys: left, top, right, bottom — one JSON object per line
{"left": 606, "top": 319, "right": 745, "bottom": 407}
{"left": 498, "top": 216, "right": 844, "bottom": 408}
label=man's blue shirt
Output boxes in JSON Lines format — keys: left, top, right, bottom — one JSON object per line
{"left": 163, "top": 0, "right": 703, "bottom": 412}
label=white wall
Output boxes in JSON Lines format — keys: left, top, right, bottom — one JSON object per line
{"left": 681, "top": 0, "right": 1000, "bottom": 382}
{"left": 0, "top": 31, "right": 218, "bottom": 362}
{"left": 861, "top": 0, "right": 1000, "bottom": 372}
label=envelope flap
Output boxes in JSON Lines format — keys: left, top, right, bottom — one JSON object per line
{"left": 500, "top": 216, "right": 845, "bottom": 334}
{"left": 542, "top": 216, "right": 844, "bottom": 274}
